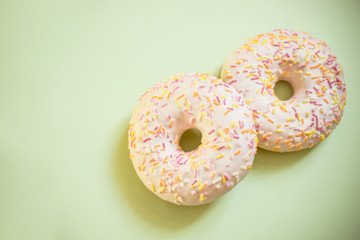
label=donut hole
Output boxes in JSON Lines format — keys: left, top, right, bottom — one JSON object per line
{"left": 274, "top": 80, "right": 294, "bottom": 101}
{"left": 179, "top": 128, "right": 202, "bottom": 152}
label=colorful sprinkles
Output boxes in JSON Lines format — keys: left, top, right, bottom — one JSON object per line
{"left": 128, "top": 73, "right": 257, "bottom": 205}
{"left": 221, "top": 29, "right": 346, "bottom": 152}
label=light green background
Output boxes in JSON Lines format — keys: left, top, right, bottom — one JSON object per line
{"left": 1, "top": 0, "right": 359, "bottom": 239}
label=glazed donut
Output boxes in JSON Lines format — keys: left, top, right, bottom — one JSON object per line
{"left": 221, "top": 29, "right": 346, "bottom": 152}
{"left": 128, "top": 73, "right": 257, "bottom": 205}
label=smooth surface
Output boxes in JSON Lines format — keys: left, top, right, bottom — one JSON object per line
{"left": 0, "top": 0, "right": 359, "bottom": 239}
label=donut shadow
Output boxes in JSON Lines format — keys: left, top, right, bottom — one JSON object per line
{"left": 111, "top": 118, "right": 213, "bottom": 230}
{"left": 212, "top": 64, "right": 224, "bottom": 79}
{"left": 251, "top": 147, "right": 312, "bottom": 173}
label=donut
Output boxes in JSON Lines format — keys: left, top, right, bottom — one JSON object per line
{"left": 221, "top": 29, "right": 346, "bottom": 152}
{"left": 128, "top": 73, "right": 257, "bottom": 205}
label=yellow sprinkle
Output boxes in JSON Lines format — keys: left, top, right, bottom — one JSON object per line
{"left": 200, "top": 193, "right": 204, "bottom": 202}
{"left": 245, "top": 65, "right": 253, "bottom": 69}
{"left": 277, "top": 123, "right": 281, "bottom": 128}
{"left": 257, "top": 56, "right": 269, "bottom": 61}
{"left": 200, "top": 103, "right": 205, "bottom": 108}
{"left": 246, "top": 73, "right": 257, "bottom": 78}
{"left": 261, "top": 39, "right": 268, "bottom": 45}
{"left": 218, "top": 129, "right": 233, "bottom": 141}
{"left": 230, "top": 121, "right": 238, "bottom": 128}
{"left": 305, "top": 129, "right": 316, "bottom": 138}
{"left": 245, "top": 100, "right": 251, "bottom": 105}
{"left": 232, "top": 103, "right": 239, "bottom": 108}
{"left": 272, "top": 108, "right": 276, "bottom": 114}
{"left": 305, "top": 50, "right": 310, "bottom": 60}
{"left": 295, "top": 70, "right": 302, "bottom": 74}
{"left": 175, "top": 99, "right": 182, "bottom": 108}
{"left": 306, "top": 112, "right": 309, "bottom": 117}
{"left": 275, "top": 129, "right": 284, "bottom": 133}
{"left": 263, "top": 113, "right": 268, "bottom": 118}
{"left": 161, "top": 89, "right": 168, "bottom": 97}
{"left": 217, "top": 154, "right": 225, "bottom": 159}
{"left": 286, "top": 117, "right": 294, "bottom": 122}
{"left": 320, "top": 135, "right": 325, "bottom": 141}
{"left": 151, "top": 184, "right": 155, "bottom": 192}
{"left": 186, "top": 102, "right": 190, "bottom": 111}
{"left": 305, "top": 72, "right": 311, "bottom": 76}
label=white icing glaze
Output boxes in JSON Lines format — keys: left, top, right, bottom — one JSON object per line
{"left": 221, "top": 29, "right": 346, "bottom": 152}
{"left": 128, "top": 73, "right": 257, "bottom": 205}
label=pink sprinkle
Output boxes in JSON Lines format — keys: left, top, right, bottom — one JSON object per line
{"left": 184, "top": 110, "right": 192, "bottom": 115}
{"left": 172, "top": 86, "right": 180, "bottom": 95}
{"left": 217, "top": 146, "right": 225, "bottom": 151}
{"left": 143, "top": 138, "right": 151, "bottom": 143}
{"left": 224, "top": 173, "right": 229, "bottom": 181}
{"left": 228, "top": 80, "right": 237, "bottom": 85}
{"left": 208, "top": 86, "right": 213, "bottom": 93}
{"left": 248, "top": 139, "right": 254, "bottom": 148}
{"left": 239, "top": 120, "right": 244, "bottom": 129}
{"left": 191, "top": 179, "right": 197, "bottom": 186}
{"left": 208, "top": 129, "right": 215, "bottom": 135}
